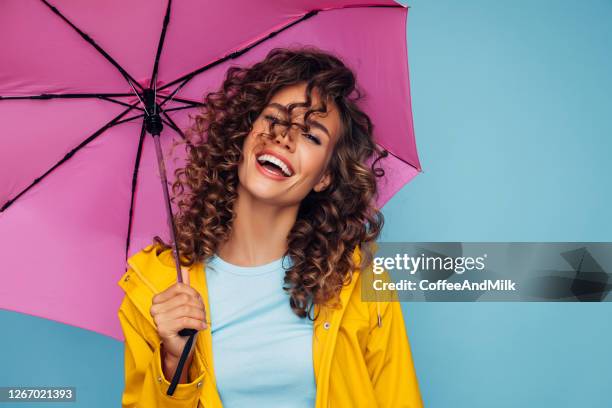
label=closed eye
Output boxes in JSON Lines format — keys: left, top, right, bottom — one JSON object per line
{"left": 303, "top": 133, "right": 321, "bottom": 145}
{"left": 264, "top": 114, "right": 280, "bottom": 125}
{"left": 264, "top": 115, "right": 321, "bottom": 145}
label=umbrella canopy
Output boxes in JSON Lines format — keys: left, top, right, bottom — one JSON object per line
{"left": 0, "top": 0, "right": 421, "bottom": 341}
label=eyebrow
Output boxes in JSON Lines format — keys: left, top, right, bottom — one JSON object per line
{"left": 267, "top": 103, "right": 330, "bottom": 138}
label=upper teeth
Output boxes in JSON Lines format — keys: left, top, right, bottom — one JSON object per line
{"left": 257, "top": 154, "right": 293, "bottom": 177}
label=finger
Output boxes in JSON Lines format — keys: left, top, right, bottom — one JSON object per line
{"left": 155, "top": 305, "right": 209, "bottom": 332}
{"left": 159, "top": 316, "right": 206, "bottom": 339}
{"left": 162, "top": 303, "right": 207, "bottom": 323}
{"left": 155, "top": 306, "right": 207, "bottom": 332}
{"left": 151, "top": 293, "right": 201, "bottom": 317}
{"left": 153, "top": 282, "right": 200, "bottom": 304}
{"left": 168, "top": 316, "right": 207, "bottom": 335}
{"left": 152, "top": 283, "right": 182, "bottom": 304}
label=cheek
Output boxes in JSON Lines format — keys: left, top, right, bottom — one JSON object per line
{"left": 299, "top": 148, "right": 329, "bottom": 179}
{"left": 241, "top": 130, "right": 261, "bottom": 160}
{"left": 243, "top": 124, "right": 268, "bottom": 151}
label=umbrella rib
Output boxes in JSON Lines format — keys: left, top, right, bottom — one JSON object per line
{"left": 127, "top": 80, "right": 149, "bottom": 116}
{"left": 0, "top": 93, "right": 133, "bottom": 100}
{"left": 163, "top": 105, "right": 200, "bottom": 113}
{"left": 160, "top": 96, "right": 205, "bottom": 109}
{"left": 0, "top": 104, "right": 138, "bottom": 213}
{"left": 97, "top": 96, "right": 145, "bottom": 110}
{"left": 171, "top": 97, "right": 205, "bottom": 107}
{"left": 150, "top": 0, "right": 173, "bottom": 90}
{"left": 160, "top": 112, "right": 186, "bottom": 141}
{"left": 39, "top": 0, "right": 144, "bottom": 91}
{"left": 375, "top": 141, "right": 422, "bottom": 173}
{"left": 158, "top": 78, "right": 192, "bottom": 108}
{"left": 158, "top": 9, "right": 321, "bottom": 93}
{"left": 114, "top": 113, "right": 146, "bottom": 126}
{"left": 337, "top": 3, "right": 403, "bottom": 10}
{"left": 0, "top": 93, "right": 143, "bottom": 111}
{"left": 125, "top": 121, "right": 147, "bottom": 260}
{"left": 157, "top": 84, "right": 204, "bottom": 111}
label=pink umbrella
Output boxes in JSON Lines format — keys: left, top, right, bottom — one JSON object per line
{"left": 0, "top": 0, "right": 421, "bottom": 345}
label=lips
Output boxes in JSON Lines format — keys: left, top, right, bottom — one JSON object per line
{"left": 255, "top": 159, "right": 289, "bottom": 180}
{"left": 255, "top": 149, "right": 295, "bottom": 176}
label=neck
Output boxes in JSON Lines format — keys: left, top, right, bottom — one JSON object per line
{"left": 216, "top": 184, "right": 299, "bottom": 267}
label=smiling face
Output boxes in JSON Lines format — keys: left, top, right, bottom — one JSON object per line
{"left": 237, "top": 82, "right": 342, "bottom": 206}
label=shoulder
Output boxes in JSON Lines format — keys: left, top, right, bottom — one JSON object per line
{"left": 338, "top": 245, "right": 379, "bottom": 322}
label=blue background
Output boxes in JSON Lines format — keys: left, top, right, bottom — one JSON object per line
{"left": 1, "top": 1, "right": 611, "bottom": 407}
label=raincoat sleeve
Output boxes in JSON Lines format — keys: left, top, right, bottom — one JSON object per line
{"left": 118, "top": 294, "right": 205, "bottom": 408}
{"left": 365, "top": 299, "right": 424, "bottom": 408}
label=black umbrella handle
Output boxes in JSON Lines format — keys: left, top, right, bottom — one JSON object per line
{"left": 167, "top": 330, "right": 198, "bottom": 395}
{"left": 178, "top": 328, "right": 197, "bottom": 336}
{"left": 151, "top": 132, "right": 200, "bottom": 394}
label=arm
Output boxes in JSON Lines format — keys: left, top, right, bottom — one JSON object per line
{"left": 364, "top": 300, "right": 424, "bottom": 408}
{"left": 118, "top": 294, "right": 205, "bottom": 408}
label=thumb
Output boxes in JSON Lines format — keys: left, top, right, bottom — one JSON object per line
{"left": 180, "top": 266, "right": 190, "bottom": 286}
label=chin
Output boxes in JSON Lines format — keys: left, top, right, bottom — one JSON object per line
{"left": 241, "top": 180, "right": 308, "bottom": 208}
{"left": 239, "top": 180, "right": 280, "bottom": 201}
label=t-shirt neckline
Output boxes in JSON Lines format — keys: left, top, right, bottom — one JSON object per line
{"left": 206, "top": 253, "right": 292, "bottom": 276}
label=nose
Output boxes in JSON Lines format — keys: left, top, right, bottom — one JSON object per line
{"left": 272, "top": 123, "right": 297, "bottom": 152}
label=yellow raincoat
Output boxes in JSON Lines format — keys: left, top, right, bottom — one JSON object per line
{"left": 117, "top": 244, "right": 423, "bottom": 407}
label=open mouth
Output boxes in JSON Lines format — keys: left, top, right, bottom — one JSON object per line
{"left": 255, "top": 153, "right": 294, "bottom": 177}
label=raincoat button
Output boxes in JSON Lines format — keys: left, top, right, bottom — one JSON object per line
{"left": 323, "top": 322, "right": 330, "bottom": 330}
{"left": 157, "top": 376, "right": 162, "bottom": 383}
{"left": 197, "top": 381, "right": 202, "bottom": 388}
{"left": 124, "top": 275, "right": 130, "bottom": 282}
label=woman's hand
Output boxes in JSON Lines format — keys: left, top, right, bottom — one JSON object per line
{"left": 150, "top": 268, "right": 207, "bottom": 365}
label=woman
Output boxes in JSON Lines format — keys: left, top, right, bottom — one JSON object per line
{"left": 118, "top": 47, "right": 423, "bottom": 407}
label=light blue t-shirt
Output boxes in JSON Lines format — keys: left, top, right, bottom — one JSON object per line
{"left": 204, "top": 253, "right": 316, "bottom": 407}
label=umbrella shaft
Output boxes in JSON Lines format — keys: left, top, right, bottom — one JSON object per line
{"left": 152, "top": 134, "right": 183, "bottom": 283}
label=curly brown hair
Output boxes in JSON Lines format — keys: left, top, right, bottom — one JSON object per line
{"left": 146, "top": 46, "right": 387, "bottom": 319}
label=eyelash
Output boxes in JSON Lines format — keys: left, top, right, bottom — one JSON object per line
{"left": 264, "top": 115, "right": 321, "bottom": 145}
